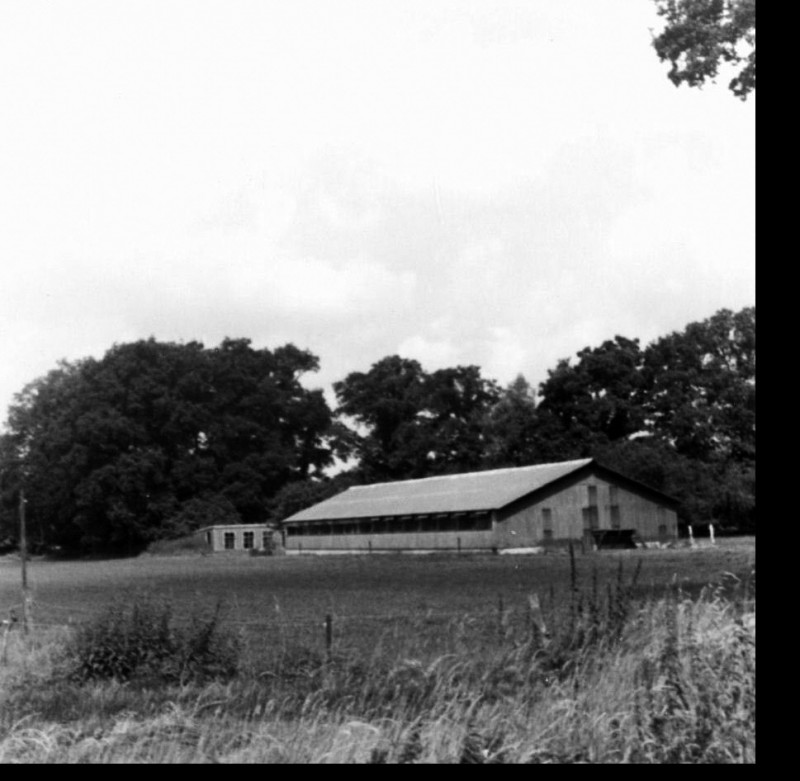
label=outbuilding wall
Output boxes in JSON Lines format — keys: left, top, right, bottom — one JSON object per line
{"left": 197, "top": 525, "right": 275, "bottom": 553}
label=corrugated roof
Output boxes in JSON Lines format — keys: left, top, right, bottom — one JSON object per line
{"left": 283, "top": 458, "right": 594, "bottom": 522}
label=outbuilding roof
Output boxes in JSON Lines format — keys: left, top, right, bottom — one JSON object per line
{"left": 283, "top": 458, "right": 596, "bottom": 522}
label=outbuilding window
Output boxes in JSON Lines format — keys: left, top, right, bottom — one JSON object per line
{"left": 224, "top": 532, "right": 236, "bottom": 550}
{"left": 243, "top": 531, "right": 254, "bottom": 549}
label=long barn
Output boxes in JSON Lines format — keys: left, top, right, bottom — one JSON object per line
{"left": 281, "top": 458, "right": 679, "bottom": 554}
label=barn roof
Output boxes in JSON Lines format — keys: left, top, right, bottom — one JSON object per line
{"left": 283, "top": 458, "right": 596, "bottom": 523}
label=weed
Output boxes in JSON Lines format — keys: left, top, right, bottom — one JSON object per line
{"left": 65, "top": 596, "right": 241, "bottom": 685}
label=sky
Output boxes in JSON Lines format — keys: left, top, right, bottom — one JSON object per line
{"left": 0, "top": 0, "right": 755, "bottom": 426}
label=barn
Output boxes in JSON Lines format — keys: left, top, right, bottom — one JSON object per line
{"left": 194, "top": 523, "right": 278, "bottom": 553}
{"left": 281, "top": 458, "right": 679, "bottom": 554}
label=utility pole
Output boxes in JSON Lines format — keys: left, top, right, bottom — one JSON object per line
{"left": 19, "top": 489, "right": 30, "bottom": 635}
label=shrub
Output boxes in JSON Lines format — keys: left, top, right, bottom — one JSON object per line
{"left": 146, "top": 535, "right": 209, "bottom": 556}
{"left": 66, "top": 597, "right": 241, "bottom": 685}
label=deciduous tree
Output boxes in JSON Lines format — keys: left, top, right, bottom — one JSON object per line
{"left": 0, "top": 338, "right": 337, "bottom": 553}
{"left": 652, "top": 0, "right": 756, "bottom": 99}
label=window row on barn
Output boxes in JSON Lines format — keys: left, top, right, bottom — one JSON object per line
{"left": 285, "top": 511, "right": 492, "bottom": 537}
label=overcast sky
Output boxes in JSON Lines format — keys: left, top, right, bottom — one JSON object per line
{"left": 0, "top": 0, "right": 755, "bottom": 424}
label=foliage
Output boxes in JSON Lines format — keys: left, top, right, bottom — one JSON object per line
{"left": 146, "top": 534, "right": 210, "bottom": 556}
{"left": 652, "top": 0, "right": 756, "bottom": 99}
{"left": 334, "top": 357, "right": 501, "bottom": 482}
{"left": 642, "top": 307, "right": 755, "bottom": 463}
{"left": 267, "top": 472, "right": 361, "bottom": 523}
{"left": 482, "top": 375, "right": 542, "bottom": 467}
{"left": 536, "top": 336, "right": 647, "bottom": 456}
{"left": 64, "top": 596, "right": 241, "bottom": 685}
{"left": 161, "top": 494, "right": 241, "bottom": 539}
{"left": 0, "top": 338, "right": 337, "bottom": 553}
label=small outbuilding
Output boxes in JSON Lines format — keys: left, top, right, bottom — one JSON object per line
{"left": 281, "top": 458, "right": 679, "bottom": 554}
{"left": 195, "top": 524, "right": 278, "bottom": 553}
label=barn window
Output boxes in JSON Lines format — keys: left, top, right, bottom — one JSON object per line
{"left": 457, "top": 513, "right": 487, "bottom": 531}
{"left": 243, "top": 531, "right": 254, "bottom": 549}
{"left": 262, "top": 531, "right": 271, "bottom": 549}
{"left": 417, "top": 517, "right": 433, "bottom": 533}
{"left": 587, "top": 485, "right": 598, "bottom": 506}
{"left": 440, "top": 515, "right": 460, "bottom": 532}
{"left": 582, "top": 507, "right": 599, "bottom": 531}
{"left": 224, "top": 532, "right": 236, "bottom": 550}
{"left": 658, "top": 524, "right": 668, "bottom": 540}
{"left": 206, "top": 531, "right": 212, "bottom": 546}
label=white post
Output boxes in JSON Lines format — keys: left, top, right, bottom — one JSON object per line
{"left": 688, "top": 525, "right": 695, "bottom": 547}
{"left": 708, "top": 523, "right": 715, "bottom": 545}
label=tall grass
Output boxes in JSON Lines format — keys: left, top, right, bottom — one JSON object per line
{"left": 0, "top": 568, "right": 754, "bottom": 763}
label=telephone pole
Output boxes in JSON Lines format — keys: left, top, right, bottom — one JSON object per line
{"left": 19, "top": 489, "right": 30, "bottom": 635}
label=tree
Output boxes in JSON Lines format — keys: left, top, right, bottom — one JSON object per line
{"left": 267, "top": 471, "right": 361, "bottom": 524}
{"left": 333, "top": 356, "right": 428, "bottom": 481}
{"left": 536, "top": 336, "right": 647, "bottom": 456}
{"left": 0, "top": 338, "right": 337, "bottom": 554}
{"left": 333, "top": 357, "right": 501, "bottom": 482}
{"left": 482, "top": 375, "right": 543, "bottom": 467}
{"left": 642, "top": 307, "right": 755, "bottom": 463}
{"left": 652, "top": 0, "right": 756, "bottom": 99}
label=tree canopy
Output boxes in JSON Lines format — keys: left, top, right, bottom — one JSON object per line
{"left": 0, "top": 307, "right": 756, "bottom": 552}
{"left": 652, "top": 0, "right": 756, "bottom": 99}
{"left": 0, "top": 338, "right": 336, "bottom": 553}
{"left": 333, "top": 357, "right": 501, "bottom": 483}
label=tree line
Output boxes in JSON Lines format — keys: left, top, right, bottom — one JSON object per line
{"left": 0, "top": 307, "right": 754, "bottom": 554}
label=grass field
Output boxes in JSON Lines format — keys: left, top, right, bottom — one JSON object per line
{"left": 0, "top": 538, "right": 755, "bottom": 763}
{"left": 1, "top": 536, "right": 755, "bottom": 622}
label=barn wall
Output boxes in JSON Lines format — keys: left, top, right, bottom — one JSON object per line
{"left": 494, "top": 470, "right": 678, "bottom": 547}
{"left": 285, "top": 528, "right": 494, "bottom": 552}
{"left": 283, "top": 467, "right": 678, "bottom": 552}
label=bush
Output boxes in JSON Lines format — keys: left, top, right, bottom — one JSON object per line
{"left": 66, "top": 597, "right": 241, "bottom": 685}
{"left": 146, "top": 535, "right": 209, "bottom": 556}
{"left": 162, "top": 494, "right": 242, "bottom": 538}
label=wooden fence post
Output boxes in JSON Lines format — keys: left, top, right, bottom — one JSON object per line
{"left": 569, "top": 541, "right": 577, "bottom": 594}
{"left": 497, "top": 594, "right": 504, "bottom": 641}
{"left": 325, "top": 613, "right": 333, "bottom": 662}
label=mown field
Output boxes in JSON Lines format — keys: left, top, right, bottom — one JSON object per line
{"left": 0, "top": 539, "right": 755, "bottom": 763}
